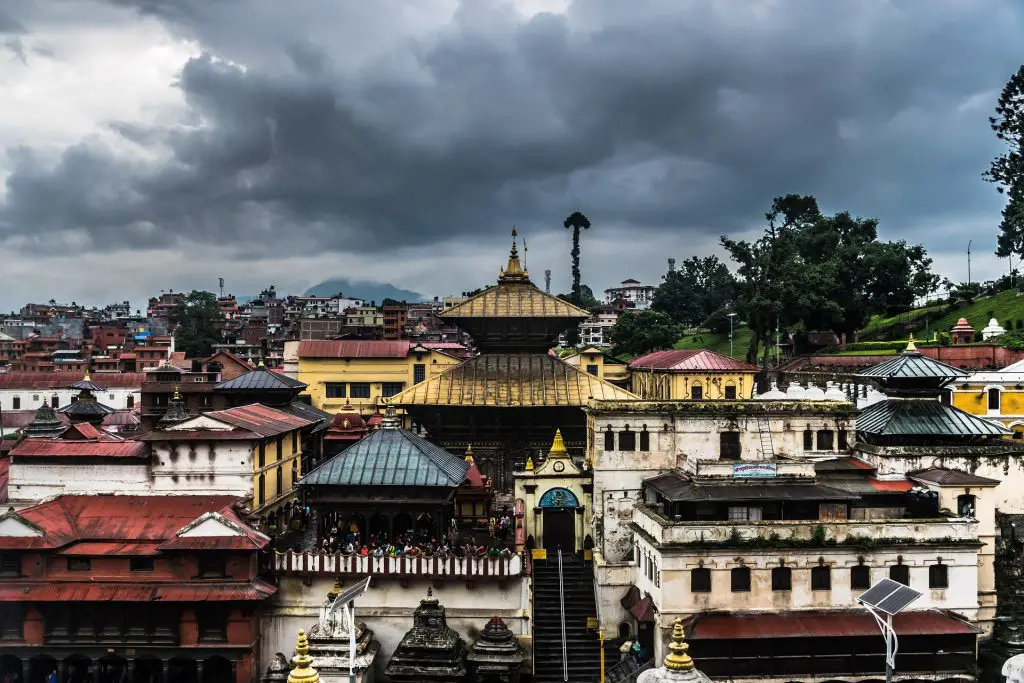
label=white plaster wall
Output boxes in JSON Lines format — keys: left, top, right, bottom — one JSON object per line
{"left": 7, "top": 462, "right": 151, "bottom": 506}
{"left": 261, "top": 577, "right": 532, "bottom": 681}
{"left": 150, "top": 442, "right": 253, "bottom": 497}
{"left": 0, "top": 387, "right": 140, "bottom": 412}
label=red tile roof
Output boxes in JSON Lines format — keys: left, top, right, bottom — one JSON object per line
{"left": 0, "top": 580, "right": 277, "bottom": 602}
{"left": 0, "top": 459, "right": 8, "bottom": 504}
{"left": 61, "top": 422, "right": 118, "bottom": 441}
{"left": 0, "top": 372, "right": 146, "bottom": 389}
{"left": 10, "top": 440, "right": 146, "bottom": 459}
{"left": 689, "top": 610, "right": 979, "bottom": 640}
{"left": 207, "top": 403, "right": 312, "bottom": 437}
{"left": 629, "top": 349, "right": 759, "bottom": 372}
{"left": 137, "top": 430, "right": 261, "bottom": 442}
{"left": 59, "top": 541, "right": 163, "bottom": 556}
{"left": 868, "top": 479, "right": 914, "bottom": 492}
{"left": 297, "top": 340, "right": 416, "bottom": 359}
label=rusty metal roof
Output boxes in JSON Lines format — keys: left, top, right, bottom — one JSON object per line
{"left": 909, "top": 468, "right": 1001, "bottom": 486}
{"left": 297, "top": 340, "right": 415, "bottom": 359}
{"left": 856, "top": 399, "right": 1010, "bottom": 437}
{"left": 137, "top": 429, "right": 261, "bottom": 441}
{"left": 688, "top": 610, "right": 980, "bottom": 639}
{"left": 206, "top": 403, "right": 312, "bottom": 437}
{"left": 629, "top": 349, "right": 759, "bottom": 372}
{"left": 10, "top": 440, "right": 147, "bottom": 459}
{"left": 0, "top": 372, "right": 146, "bottom": 389}
{"left": 391, "top": 353, "right": 637, "bottom": 407}
{"left": 0, "top": 580, "right": 277, "bottom": 602}
{"left": 440, "top": 282, "right": 590, "bottom": 320}
{"left": 58, "top": 542, "right": 163, "bottom": 556}
{"left": 0, "top": 459, "right": 7, "bottom": 504}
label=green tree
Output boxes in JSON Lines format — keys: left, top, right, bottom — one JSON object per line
{"left": 171, "top": 290, "right": 224, "bottom": 358}
{"left": 653, "top": 255, "right": 737, "bottom": 326}
{"left": 563, "top": 211, "right": 591, "bottom": 304}
{"left": 608, "top": 310, "right": 683, "bottom": 357}
{"left": 985, "top": 65, "right": 1024, "bottom": 260}
{"left": 557, "top": 285, "right": 600, "bottom": 309}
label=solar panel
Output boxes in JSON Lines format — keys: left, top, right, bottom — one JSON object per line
{"left": 857, "top": 578, "right": 922, "bottom": 615}
{"left": 335, "top": 576, "right": 372, "bottom": 606}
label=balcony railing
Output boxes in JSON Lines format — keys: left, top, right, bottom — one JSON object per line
{"left": 633, "top": 504, "right": 978, "bottom": 546}
{"left": 270, "top": 551, "right": 524, "bottom": 579}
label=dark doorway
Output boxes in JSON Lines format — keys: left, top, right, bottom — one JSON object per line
{"left": 63, "top": 656, "right": 92, "bottom": 683}
{"left": 1, "top": 655, "right": 23, "bottom": 683}
{"left": 133, "top": 659, "right": 163, "bottom": 683}
{"left": 167, "top": 659, "right": 197, "bottom": 683}
{"left": 29, "top": 657, "right": 57, "bottom": 683}
{"left": 543, "top": 509, "right": 575, "bottom": 554}
{"left": 202, "top": 657, "right": 233, "bottom": 683}
{"left": 637, "top": 621, "right": 655, "bottom": 661}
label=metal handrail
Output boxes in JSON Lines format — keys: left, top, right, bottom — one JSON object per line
{"left": 558, "top": 548, "right": 568, "bottom": 682}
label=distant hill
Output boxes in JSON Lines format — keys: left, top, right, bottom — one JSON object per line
{"left": 304, "top": 278, "right": 425, "bottom": 304}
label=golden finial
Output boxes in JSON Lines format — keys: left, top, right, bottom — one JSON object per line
{"left": 465, "top": 444, "right": 475, "bottom": 464}
{"left": 499, "top": 226, "right": 529, "bottom": 283}
{"left": 327, "top": 578, "right": 341, "bottom": 600}
{"left": 663, "top": 617, "right": 694, "bottom": 671}
{"left": 83, "top": 370, "right": 91, "bottom": 382}
{"left": 172, "top": 385, "right": 182, "bottom": 401}
{"left": 548, "top": 428, "right": 568, "bottom": 458}
{"left": 258, "top": 359, "right": 266, "bottom": 368}
{"left": 287, "top": 630, "right": 319, "bottom": 683}
{"left": 525, "top": 456, "right": 534, "bottom": 471}
{"left": 905, "top": 334, "right": 917, "bottom": 353}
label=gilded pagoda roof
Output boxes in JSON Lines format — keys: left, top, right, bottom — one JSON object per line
{"left": 390, "top": 353, "right": 638, "bottom": 407}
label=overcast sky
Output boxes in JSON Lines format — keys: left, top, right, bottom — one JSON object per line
{"left": 0, "top": 0, "right": 1021, "bottom": 312}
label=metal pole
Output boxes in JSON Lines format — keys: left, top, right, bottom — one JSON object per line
{"left": 729, "top": 315, "right": 734, "bottom": 358}
{"left": 885, "top": 613, "right": 893, "bottom": 683}
{"left": 599, "top": 628, "right": 606, "bottom": 683}
{"left": 968, "top": 240, "right": 972, "bottom": 286}
{"left": 349, "top": 602, "right": 356, "bottom": 683}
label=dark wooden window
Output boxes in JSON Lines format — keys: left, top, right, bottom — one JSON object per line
{"left": 724, "top": 385, "right": 737, "bottom": 400}
{"left": 619, "top": 428, "right": 636, "bottom": 452}
{"left": 197, "top": 555, "right": 227, "bottom": 578}
{"left": 772, "top": 566, "right": 792, "bottom": 591}
{"left": 989, "top": 388, "right": 1001, "bottom": 410}
{"left": 604, "top": 428, "right": 615, "bottom": 451}
{"left": 276, "top": 466, "right": 283, "bottom": 497}
{"left": 350, "top": 383, "right": 371, "bottom": 399}
{"left": 381, "top": 382, "right": 404, "bottom": 397}
{"left": 851, "top": 564, "right": 871, "bottom": 590}
{"left": 51, "top": 395, "right": 59, "bottom": 408}
{"left": 889, "top": 562, "right": 909, "bottom": 586}
{"left": 413, "top": 364, "right": 426, "bottom": 384}
{"left": 130, "top": 557, "right": 155, "bottom": 572}
{"left": 731, "top": 567, "right": 750, "bottom": 592}
{"left": 0, "top": 553, "right": 20, "bottom": 577}
{"left": 325, "top": 383, "right": 346, "bottom": 399}
{"left": 803, "top": 429, "right": 813, "bottom": 450}
{"left": 258, "top": 473, "right": 265, "bottom": 507}
{"left": 811, "top": 566, "right": 831, "bottom": 591}
{"left": 586, "top": 364, "right": 599, "bottom": 376}
{"left": 0, "top": 604, "right": 23, "bottom": 641}
{"left": 929, "top": 563, "right": 949, "bottom": 589}
{"left": 691, "top": 567, "right": 711, "bottom": 593}
{"left": 200, "top": 394, "right": 213, "bottom": 408}
{"left": 197, "top": 608, "right": 227, "bottom": 642}
{"left": 258, "top": 442, "right": 265, "bottom": 468}
{"left": 838, "top": 430, "right": 848, "bottom": 450}
{"left": 690, "top": 385, "right": 703, "bottom": 400}
{"left": 719, "top": 432, "right": 741, "bottom": 460}
{"left": 67, "top": 558, "right": 91, "bottom": 571}
{"left": 639, "top": 428, "right": 650, "bottom": 451}
{"left": 12, "top": 397, "right": 20, "bottom": 409}
{"left": 816, "top": 430, "right": 834, "bottom": 450}
{"left": 292, "top": 431, "right": 299, "bottom": 452}
{"left": 126, "top": 395, "right": 134, "bottom": 409}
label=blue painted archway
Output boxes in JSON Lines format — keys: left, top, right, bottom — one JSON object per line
{"left": 538, "top": 487, "right": 580, "bottom": 509}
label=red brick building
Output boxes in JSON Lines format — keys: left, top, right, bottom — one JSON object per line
{"left": 0, "top": 495, "right": 274, "bottom": 683}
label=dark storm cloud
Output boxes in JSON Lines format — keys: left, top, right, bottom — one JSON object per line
{"left": 1, "top": 0, "right": 1022, "bottom": 257}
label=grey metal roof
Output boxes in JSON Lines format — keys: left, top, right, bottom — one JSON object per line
{"left": 280, "top": 401, "right": 332, "bottom": 433}
{"left": 857, "top": 351, "right": 969, "bottom": 380}
{"left": 213, "top": 368, "right": 307, "bottom": 392}
{"left": 644, "top": 472, "right": 858, "bottom": 503}
{"left": 856, "top": 399, "right": 1010, "bottom": 437}
{"left": 69, "top": 378, "right": 105, "bottom": 392}
{"left": 57, "top": 399, "right": 116, "bottom": 417}
{"left": 908, "top": 468, "right": 1001, "bottom": 486}
{"left": 299, "top": 426, "right": 469, "bottom": 488}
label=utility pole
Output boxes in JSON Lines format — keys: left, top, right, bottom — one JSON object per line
{"left": 967, "top": 240, "right": 972, "bottom": 286}
{"left": 728, "top": 312, "right": 738, "bottom": 358}
{"left": 1011, "top": 253, "right": 1016, "bottom": 288}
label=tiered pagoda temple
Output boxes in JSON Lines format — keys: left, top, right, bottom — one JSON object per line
{"left": 392, "top": 232, "right": 636, "bottom": 490}
{"left": 57, "top": 373, "right": 115, "bottom": 426}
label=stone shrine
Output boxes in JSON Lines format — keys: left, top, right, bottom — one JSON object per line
{"left": 384, "top": 588, "right": 467, "bottom": 683}
{"left": 637, "top": 618, "right": 712, "bottom": 683}
{"left": 306, "top": 581, "right": 379, "bottom": 683}
{"left": 466, "top": 616, "right": 524, "bottom": 683}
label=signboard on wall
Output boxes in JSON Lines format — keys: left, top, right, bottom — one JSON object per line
{"left": 732, "top": 463, "right": 777, "bottom": 479}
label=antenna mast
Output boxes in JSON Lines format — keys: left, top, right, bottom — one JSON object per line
{"left": 544, "top": 270, "right": 551, "bottom": 293}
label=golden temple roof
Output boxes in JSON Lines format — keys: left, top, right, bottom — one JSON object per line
{"left": 441, "top": 232, "right": 590, "bottom": 321}
{"left": 390, "top": 353, "right": 637, "bottom": 407}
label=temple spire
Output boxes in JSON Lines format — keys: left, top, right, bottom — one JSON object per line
{"left": 663, "top": 617, "right": 694, "bottom": 671}
{"left": 498, "top": 227, "right": 529, "bottom": 283}
{"left": 548, "top": 428, "right": 568, "bottom": 459}
{"left": 465, "top": 444, "right": 475, "bottom": 464}
{"left": 905, "top": 334, "right": 917, "bottom": 353}
{"left": 287, "top": 630, "right": 319, "bottom": 683}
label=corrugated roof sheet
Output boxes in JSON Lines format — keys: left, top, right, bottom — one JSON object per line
{"left": 10, "top": 440, "right": 147, "bottom": 459}
{"left": 0, "top": 372, "right": 146, "bottom": 389}
{"left": 0, "top": 459, "right": 8, "bottom": 505}
{"left": 58, "top": 542, "right": 163, "bottom": 556}
{"left": 645, "top": 472, "right": 858, "bottom": 503}
{"left": 689, "top": 610, "right": 979, "bottom": 639}
{"left": 207, "top": 403, "right": 312, "bottom": 437}
{"left": 297, "top": 340, "right": 414, "bottom": 359}
{"left": 909, "top": 468, "right": 1001, "bottom": 486}
{"left": 391, "top": 353, "right": 637, "bottom": 407}
{"left": 629, "top": 349, "right": 759, "bottom": 372}
{"left": 857, "top": 351, "right": 970, "bottom": 380}
{"left": 213, "top": 368, "right": 307, "bottom": 392}
{"left": 137, "top": 430, "right": 261, "bottom": 441}
{"left": 300, "top": 427, "right": 469, "bottom": 487}
{"left": 856, "top": 399, "right": 1010, "bottom": 437}
{"left": 0, "top": 580, "right": 276, "bottom": 602}
{"left": 440, "top": 282, "right": 590, "bottom": 320}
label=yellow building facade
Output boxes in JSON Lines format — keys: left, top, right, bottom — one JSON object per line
{"left": 292, "top": 340, "right": 461, "bottom": 415}
{"left": 562, "top": 346, "right": 631, "bottom": 389}
{"left": 951, "top": 359, "right": 1024, "bottom": 439}
{"left": 628, "top": 349, "right": 759, "bottom": 400}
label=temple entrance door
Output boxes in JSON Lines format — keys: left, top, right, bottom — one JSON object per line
{"left": 542, "top": 509, "right": 575, "bottom": 554}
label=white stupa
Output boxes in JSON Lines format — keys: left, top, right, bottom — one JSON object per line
{"left": 756, "top": 381, "right": 787, "bottom": 400}
{"left": 982, "top": 317, "right": 1007, "bottom": 340}
{"left": 785, "top": 382, "right": 807, "bottom": 399}
{"left": 803, "top": 382, "right": 826, "bottom": 400}
{"left": 824, "top": 382, "right": 849, "bottom": 402}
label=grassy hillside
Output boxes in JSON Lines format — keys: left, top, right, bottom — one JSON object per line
{"left": 675, "top": 327, "right": 754, "bottom": 358}
{"left": 861, "top": 289, "right": 1024, "bottom": 341}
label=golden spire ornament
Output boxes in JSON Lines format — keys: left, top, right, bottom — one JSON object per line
{"left": 905, "top": 334, "right": 917, "bottom": 352}
{"left": 287, "top": 630, "right": 319, "bottom": 683}
{"left": 465, "top": 444, "right": 475, "bottom": 464}
{"left": 663, "top": 617, "right": 694, "bottom": 671}
{"left": 548, "top": 428, "right": 568, "bottom": 458}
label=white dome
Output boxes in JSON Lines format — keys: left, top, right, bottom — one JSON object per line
{"left": 785, "top": 382, "right": 807, "bottom": 399}
{"left": 756, "top": 381, "right": 787, "bottom": 400}
{"left": 803, "top": 382, "right": 826, "bottom": 400}
{"left": 824, "top": 382, "right": 848, "bottom": 401}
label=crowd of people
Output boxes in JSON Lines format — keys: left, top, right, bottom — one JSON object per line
{"left": 314, "top": 527, "right": 515, "bottom": 558}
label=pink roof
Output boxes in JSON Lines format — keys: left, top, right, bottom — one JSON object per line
{"left": 297, "top": 340, "right": 415, "bottom": 358}
{"left": 629, "top": 349, "right": 759, "bottom": 372}
{"left": 0, "top": 372, "right": 146, "bottom": 389}
{"left": 207, "top": 403, "right": 311, "bottom": 437}
{"left": 0, "top": 459, "right": 8, "bottom": 504}
{"left": 10, "top": 440, "right": 146, "bottom": 459}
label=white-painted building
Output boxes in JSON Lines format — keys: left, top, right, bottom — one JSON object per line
{"left": 0, "top": 372, "right": 142, "bottom": 413}
{"left": 604, "top": 279, "right": 656, "bottom": 309}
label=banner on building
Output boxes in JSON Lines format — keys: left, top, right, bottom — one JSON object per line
{"left": 732, "top": 463, "right": 777, "bottom": 478}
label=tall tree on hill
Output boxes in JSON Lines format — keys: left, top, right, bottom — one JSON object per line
{"left": 563, "top": 211, "right": 592, "bottom": 347}
{"left": 171, "top": 290, "right": 224, "bottom": 358}
{"left": 986, "top": 65, "right": 1024, "bottom": 260}
{"left": 653, "top": 255, "right": 737, "bottom": 326}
